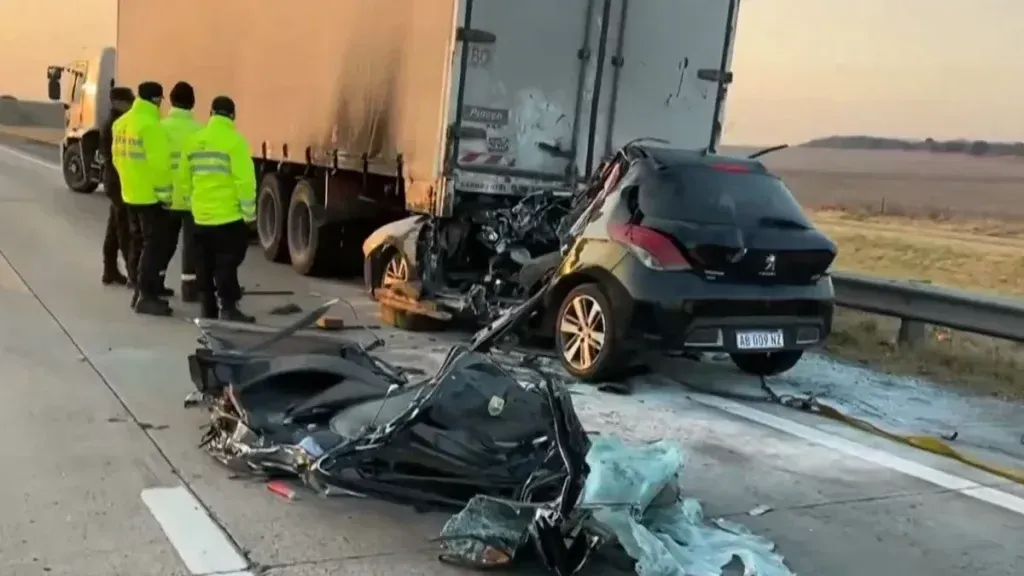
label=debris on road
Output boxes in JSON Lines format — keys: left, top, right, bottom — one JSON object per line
{"left": 181, "top": 301, "right": 795, "bottom": 575}
{"left": 748, "top": 504, "right": 774, "bottom": 517}
{"left": 314, "top": 315, "right": 346, "bottom": 330}
{"left": 268, "top": 302, "right": 303, "bottom": 316}
{"left": 267, "top": 480, "right": 298, "bottom": 501}
{"left": 240, "top": 287, "right": 296, "bottom": 297}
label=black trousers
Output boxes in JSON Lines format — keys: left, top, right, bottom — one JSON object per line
{"left": 194, "top": 219, "right": 249, "bottom": 314}
{"left": 102, "top": 200, "right": 131, "bottom": 276}
{"left": 159, "top": 210, "right": 184, "bottom": 283}
{"left": 180, "top": 212, "right": 198, "bottom": 290}
{"left": 157, "top": 210, "right": 199, "bottom": 291}
{"left": 126, "top": 204, "right": 168, "bottom": 299}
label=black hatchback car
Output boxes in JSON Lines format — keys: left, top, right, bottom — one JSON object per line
{"left": 537, "top": 144, "right": 837, "bottom": 381}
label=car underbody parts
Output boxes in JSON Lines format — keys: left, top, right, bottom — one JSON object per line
{"left": 184, "top": 305, "right": 796, "bottom": 575}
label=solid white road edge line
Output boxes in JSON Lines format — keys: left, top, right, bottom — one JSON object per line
{"left": 141, "top": 486, "right": 254, "bottom": 576}
{"left": 690, "top": 393, "right": 1024, "bottom": 516}
{"left": 0, "top": 143, "right": 61, "bottom": 171}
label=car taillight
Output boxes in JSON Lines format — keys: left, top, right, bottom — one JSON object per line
{"left": 710, "top": 163, "right": 751, "bottom": 173}
{"left": 608, "top": 223, "right": 691, "bottom": 271}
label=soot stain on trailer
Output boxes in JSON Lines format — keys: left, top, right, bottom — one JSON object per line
{"left": 326, "top": 2, "right": 407, "bottom": 171}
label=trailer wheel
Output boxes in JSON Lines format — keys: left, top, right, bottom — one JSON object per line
{"left": 286, "top": 179, "right": 336, "bottom": 276}
{"left": 63, "top": 142, "right": 97, "bottom": 194}
{"left": 257, "top": 173, "right": 289, "bottom": 263}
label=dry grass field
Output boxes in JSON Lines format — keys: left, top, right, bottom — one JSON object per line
{"left": 744, "top": 146, "right": 1024, "bottom": 398}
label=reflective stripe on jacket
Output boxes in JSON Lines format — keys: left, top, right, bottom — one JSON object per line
{"left": 161, "top": 107, "right": 203, "bottom": 211}
{"left": 178, "top": 115, "right": 257, "bottom": 226}
{"left": 111, "top": 99, "right": 172, "bottom": 205}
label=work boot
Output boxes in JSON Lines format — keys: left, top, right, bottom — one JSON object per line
{"left": 102, "top": 270, "right": 129, "bottom": 286}
{"left": 219, "top": 307, "right": 255, "bottom": 323}
{"left": 181, "top": 280, "right": 199, "bottom": 303}
{"left": 135, "top": 297, "right": 172, "bottom": 317}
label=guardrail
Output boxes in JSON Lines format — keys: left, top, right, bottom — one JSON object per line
{"left": 831, "top": 272, "right": 1024, "bottom": 344}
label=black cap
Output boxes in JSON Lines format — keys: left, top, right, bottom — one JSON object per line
{"left": 169, "top": 81, "right": 195, "bottom": 110}
{"left": 210, "top": 95, "right": 235, "bottom": 118}
{"left": 110, "top": 86, "right": 135, "bottom": 103}
{"left": 137, "top": 81, "right": 163, "bottom": 102}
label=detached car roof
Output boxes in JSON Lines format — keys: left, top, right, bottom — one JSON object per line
{"left": 623, "top": 144, "right": 770, "bottom": 175}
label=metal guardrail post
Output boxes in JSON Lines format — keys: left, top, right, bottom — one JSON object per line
{"left": 897, "top": 319, "right": 926, "bottom": 348}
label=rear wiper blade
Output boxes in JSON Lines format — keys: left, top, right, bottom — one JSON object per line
{"left": 758, "top": 216, "right": 810, "bottom": 229}
{"left": 747, "top": 144, "right": 789, "bottom": 159}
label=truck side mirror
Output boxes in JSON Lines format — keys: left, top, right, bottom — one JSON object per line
{"left": 47, "top": 79, "right": 61, "bottom": 101}
{"left": 46, "top": 66, "right": 63, "bottom": 101}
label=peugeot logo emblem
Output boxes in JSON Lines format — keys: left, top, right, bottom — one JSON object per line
{"left": 763, "top": 254, "right": 777, "bottom": 273}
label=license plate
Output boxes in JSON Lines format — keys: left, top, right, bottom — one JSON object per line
{"left": 736, "top": 330, "right": 785, "bottom": 350}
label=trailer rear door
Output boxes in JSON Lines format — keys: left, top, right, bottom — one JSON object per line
{"left": 595, "top": 0, "right": 740, "bottom": 159}
{"left": 446, "top": 0, "right": 598, "bottom": 197}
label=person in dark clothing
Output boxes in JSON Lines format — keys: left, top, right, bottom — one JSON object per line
{"left": 99, "top": 86, "right": 136, "bottom": 285}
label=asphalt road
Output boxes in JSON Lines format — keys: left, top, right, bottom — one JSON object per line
{"left": 1, "top": 133, "right": 1022, "bottom": 576}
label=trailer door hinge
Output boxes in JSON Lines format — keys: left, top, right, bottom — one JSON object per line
{"left": 456, "top": 27, "right": 497, "bottom": 44}
{"left": 697, "top": 69, "right": 734, "bottom": 84}
{"left": 447, "top": 124, "right": 487, "bottom": 141}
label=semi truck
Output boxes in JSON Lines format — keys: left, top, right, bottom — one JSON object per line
{"left": 46, "top": 0, "right": 740, "bottom": 278}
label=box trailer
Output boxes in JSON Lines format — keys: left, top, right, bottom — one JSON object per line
{"left": 48, "top": 0, "right": 740, "bottom": 277}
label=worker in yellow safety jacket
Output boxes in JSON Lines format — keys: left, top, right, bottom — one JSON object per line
{"left": 159, "top": 81, "right": 203, "bottom": 303}
{"left": 177, "top": 95, "right": 257, "bottom": 322}
{"left": 112, "top": 81, "right": 174, "bottom": 316}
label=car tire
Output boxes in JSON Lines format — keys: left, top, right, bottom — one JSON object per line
{"left": 729, "top": 350, "right": 804, "bottom": 377}
{"left": 555, "top": 283, "right": 622, "bottom": 382}
{"left": 257, "top": 173, "right": 289, "bottom": 263}
{"left": 63, "top": 143, "right": 97, "bottom": 193}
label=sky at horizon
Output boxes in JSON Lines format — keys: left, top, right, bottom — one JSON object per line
{"left": 0, "top": 0, "right": 1018, "bottom": 145}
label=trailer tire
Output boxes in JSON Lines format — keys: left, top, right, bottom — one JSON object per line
{"left": 257, "top": 173, "right": 289, "bottom": 263}
{"left": 287, "top": 179, "right": 336, "bottom": 276}
{"left": 63, "top": 142, "right": 97, "bottom": 194}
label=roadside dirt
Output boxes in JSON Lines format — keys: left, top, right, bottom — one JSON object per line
{"left": 0, "top": 125, "right": 62, "bottom": 145}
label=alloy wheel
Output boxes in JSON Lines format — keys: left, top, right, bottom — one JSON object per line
{"left": 382, "top": 254, "right": 408, "bottom": 287}
{"left": 558, "top": 294, "right": 606, "bottom": 371}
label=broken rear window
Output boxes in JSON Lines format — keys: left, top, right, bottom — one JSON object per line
{"left": 640, "top": 166, "right": 812, "bottom": 229}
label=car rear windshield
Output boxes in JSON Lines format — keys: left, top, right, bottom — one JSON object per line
{"left": 640, "top": 165, "right": 812, "bottom": 228}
